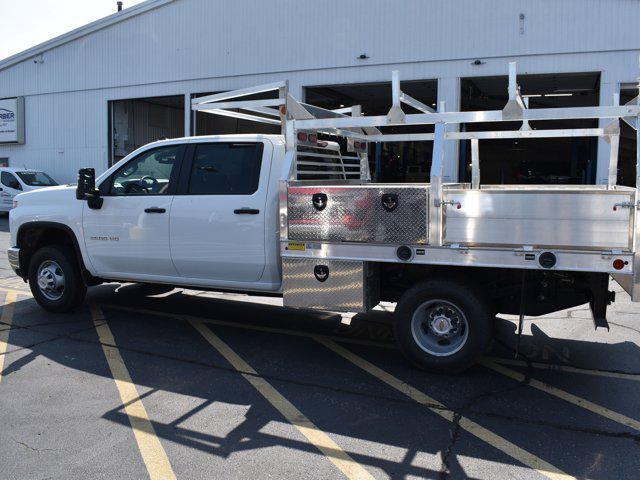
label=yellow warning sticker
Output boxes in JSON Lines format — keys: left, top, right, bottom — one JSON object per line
{"left": 287, "top": 242, "right": 306, "bottom": 251}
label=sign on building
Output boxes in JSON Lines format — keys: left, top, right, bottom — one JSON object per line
{"left": 0, "top": 97, "right": 25, "bottom": 144}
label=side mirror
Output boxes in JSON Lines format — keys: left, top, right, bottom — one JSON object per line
{"left": 76, "top": 168, "right": 103, "bottom": 209}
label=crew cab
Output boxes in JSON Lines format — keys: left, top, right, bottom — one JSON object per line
{"left": 7, "top": 69, "right": 640, "bottom": 373}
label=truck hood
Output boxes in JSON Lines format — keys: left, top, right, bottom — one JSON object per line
{"left": 14, "top": 184, "right": 77, "bottom": 205}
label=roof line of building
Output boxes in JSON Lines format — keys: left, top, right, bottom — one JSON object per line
{"left": 0, "top": 0, "right": 176, "bottom": 73}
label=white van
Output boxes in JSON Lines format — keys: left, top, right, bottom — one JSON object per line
{"left": 0, "top": 168, "right": 58, "bottom": 212}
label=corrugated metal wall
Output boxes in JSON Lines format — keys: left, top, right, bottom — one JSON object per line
{"left": 0, "top": 0, "right": 638, "bottom": 182}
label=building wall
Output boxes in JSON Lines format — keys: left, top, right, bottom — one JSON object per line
{"left": 0, "top": 0, "right": 638, "bottom": 182}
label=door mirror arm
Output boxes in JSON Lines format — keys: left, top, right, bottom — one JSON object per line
{"left": 76, "top": 168, "right": 103, "bottom": 210}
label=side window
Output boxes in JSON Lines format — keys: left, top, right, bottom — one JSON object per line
{"left": 1, "top": 172, "right": 21, "bottom": 191}
{"left": 188, "top": 143, "right": 263, "bottom": 195}
{"left": 110, "top": 146, "right": 182, "bottom": 196}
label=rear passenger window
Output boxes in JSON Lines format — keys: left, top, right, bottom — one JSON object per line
{"left": 188, "top": 143, "right": 263, "bottom": 195}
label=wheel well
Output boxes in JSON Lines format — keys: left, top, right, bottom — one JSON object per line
{"left": 16, "top": 223, "right": 93, "bottom": 283}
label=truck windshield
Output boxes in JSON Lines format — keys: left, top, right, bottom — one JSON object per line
{"left": 16, "top": 171, "right": 58, "bottom": 187}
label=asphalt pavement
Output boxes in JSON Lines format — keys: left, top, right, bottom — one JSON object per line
{"left": 0, "top": 216, "right": 639, "bottom": 480}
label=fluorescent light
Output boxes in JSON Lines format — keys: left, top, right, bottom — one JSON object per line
{"left": 522, "top": 94, "right": 542, "bottom": 98}
{"left": 545, "top": 93, "right": 573, "bottom": 97}
{"left": 339, "top": 104, "right": 345, "bottom": 107}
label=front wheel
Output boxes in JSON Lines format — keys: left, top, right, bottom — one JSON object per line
{"left": 394, "top": 279, "right": 493, "bottom": 374}
{"left": 28, "top": 245, "right": 87, "bottom": 313}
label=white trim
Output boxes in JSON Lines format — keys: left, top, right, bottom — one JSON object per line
{"left": 0, "top": 0, "right": 175, "bottom": 72}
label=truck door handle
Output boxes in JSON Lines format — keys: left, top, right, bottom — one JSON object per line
{"left": 144, "top": 207, "right": 166, "bottom": 214}
{"left": 234, "top": 208, "right": 260, "bottom": 215}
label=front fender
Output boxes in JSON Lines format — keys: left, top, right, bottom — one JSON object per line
{"left": 10, "top": 187, "right": 96, "bottom": 276}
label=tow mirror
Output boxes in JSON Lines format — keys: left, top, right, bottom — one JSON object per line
{"left": 76, "top": 168, "right": 103, "bottom": 209}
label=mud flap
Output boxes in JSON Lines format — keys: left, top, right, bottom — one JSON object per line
{"left": 588, "top": 273, "right": 614, "bottom": 330}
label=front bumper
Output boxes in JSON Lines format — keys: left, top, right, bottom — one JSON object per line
{"left": 7, "top": 247, "right": 21, "bottom": 276}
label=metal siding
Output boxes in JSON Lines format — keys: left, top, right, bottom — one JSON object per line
{"left": 0, "top": 0, "right": 638, "bottom": 182}
{"left": 1, "top": 0, "right": 639, "bottom": 96}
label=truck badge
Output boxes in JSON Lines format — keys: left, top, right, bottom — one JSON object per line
{"left": 382, "top": 193, "right": 398, "bottom": 212}
{"left": 312, "top": 193, "right": 327, "bottom": 211}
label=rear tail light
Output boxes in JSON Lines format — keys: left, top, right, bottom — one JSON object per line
{"left": 353, "top": 141, "right": 367, "bottom": 152}
{"left": 297, "top": 132, "right": 319, "bottom": 144}
{"left": 613, "top": 259, "right": 626, "bottom": 270}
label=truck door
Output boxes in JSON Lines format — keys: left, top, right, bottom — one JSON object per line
{"left": 170, "top": 140, "right": 270, "bottom": 283}
{"left": 83, "top": 145, "right": 185, "bottom": 279}
{"left": 0, "top": 171, "right": 22, "bottom": 210}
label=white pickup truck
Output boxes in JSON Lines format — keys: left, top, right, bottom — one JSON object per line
{"left": 8, "top": 67, "right": 640, "bottom": 373}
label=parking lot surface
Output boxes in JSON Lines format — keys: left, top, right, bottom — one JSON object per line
{"left": 0, "top": 217, "right": 639, "bottom": 480}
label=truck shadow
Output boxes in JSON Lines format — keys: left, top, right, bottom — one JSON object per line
{"left": 2, "top": 285, "right": 639, "bottom": 479}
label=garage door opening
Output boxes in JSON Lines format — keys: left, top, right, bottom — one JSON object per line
{"left": 192, "top": 91, "right": 281, "bottom": 136}
{"left": 459, "top": 72, "right": 600, "bottom": 185}
{"left": 109, "top": 95, "right": 185, "bottom": 166}
{"left": 618, "top": 85, "right": 638, "bottom": 187}
{"left": 305, "top": 80, "right": 437, "bottom": 182}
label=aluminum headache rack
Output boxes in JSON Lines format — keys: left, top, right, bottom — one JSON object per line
{"left": 192, "top": 61, "right": 640, "bottom": 306}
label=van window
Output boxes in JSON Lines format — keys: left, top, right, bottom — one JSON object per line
{"left": 16, "top": 171, "right": 58, "bottom": 187}
{"left": 1, "top": 172, "right": 21, "bottom": 191}
{"left": 188, "top": 143, "right": 263, "bottom": 195}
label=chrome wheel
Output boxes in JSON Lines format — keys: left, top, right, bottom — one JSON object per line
{"left": 410, "top": 299, "right": 469, "bottom": 357}
{"left": 37, "top": 260, "right": 66, "bottom": 301}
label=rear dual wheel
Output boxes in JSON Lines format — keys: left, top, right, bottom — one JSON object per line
{"left": 394, "top": 279, "right": 493, "bottom": 374}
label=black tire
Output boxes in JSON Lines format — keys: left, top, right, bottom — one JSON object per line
{"left": 28, "top": 245, "right": 87, "bottom": 313}
{"left": 394, "top": 279, "right": 493, "bottom": 374}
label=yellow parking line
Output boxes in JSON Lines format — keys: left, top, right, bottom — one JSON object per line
{"left": 486, "top": 356, "right": 640, "bottom": 382}
{"left": 317, "top": 338, "right": 574, "bottom": 480}
{"left": 481, "top": 359, "right": 640, "bottom": 432}
{"left": 0, "top": 291, "right": 17, "bottom": 384}
{"left": 190, "top": 320, "right": 375, "bottom": 480}
{"left": 0, "top": 283, "right": 30, "bottom": 295}
{"left": 90, "top": 303, "right": 176, "bottom": 480}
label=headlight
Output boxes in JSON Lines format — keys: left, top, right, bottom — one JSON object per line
{"left": 12, "top": 200, "right": 18, "bottom": 209}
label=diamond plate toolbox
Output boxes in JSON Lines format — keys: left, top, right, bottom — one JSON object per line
{"left": 287, "top": 184, "right": 429, "bottom": 244}
{"left": 282, "top": 258, "right": 379, "bottom": 312}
